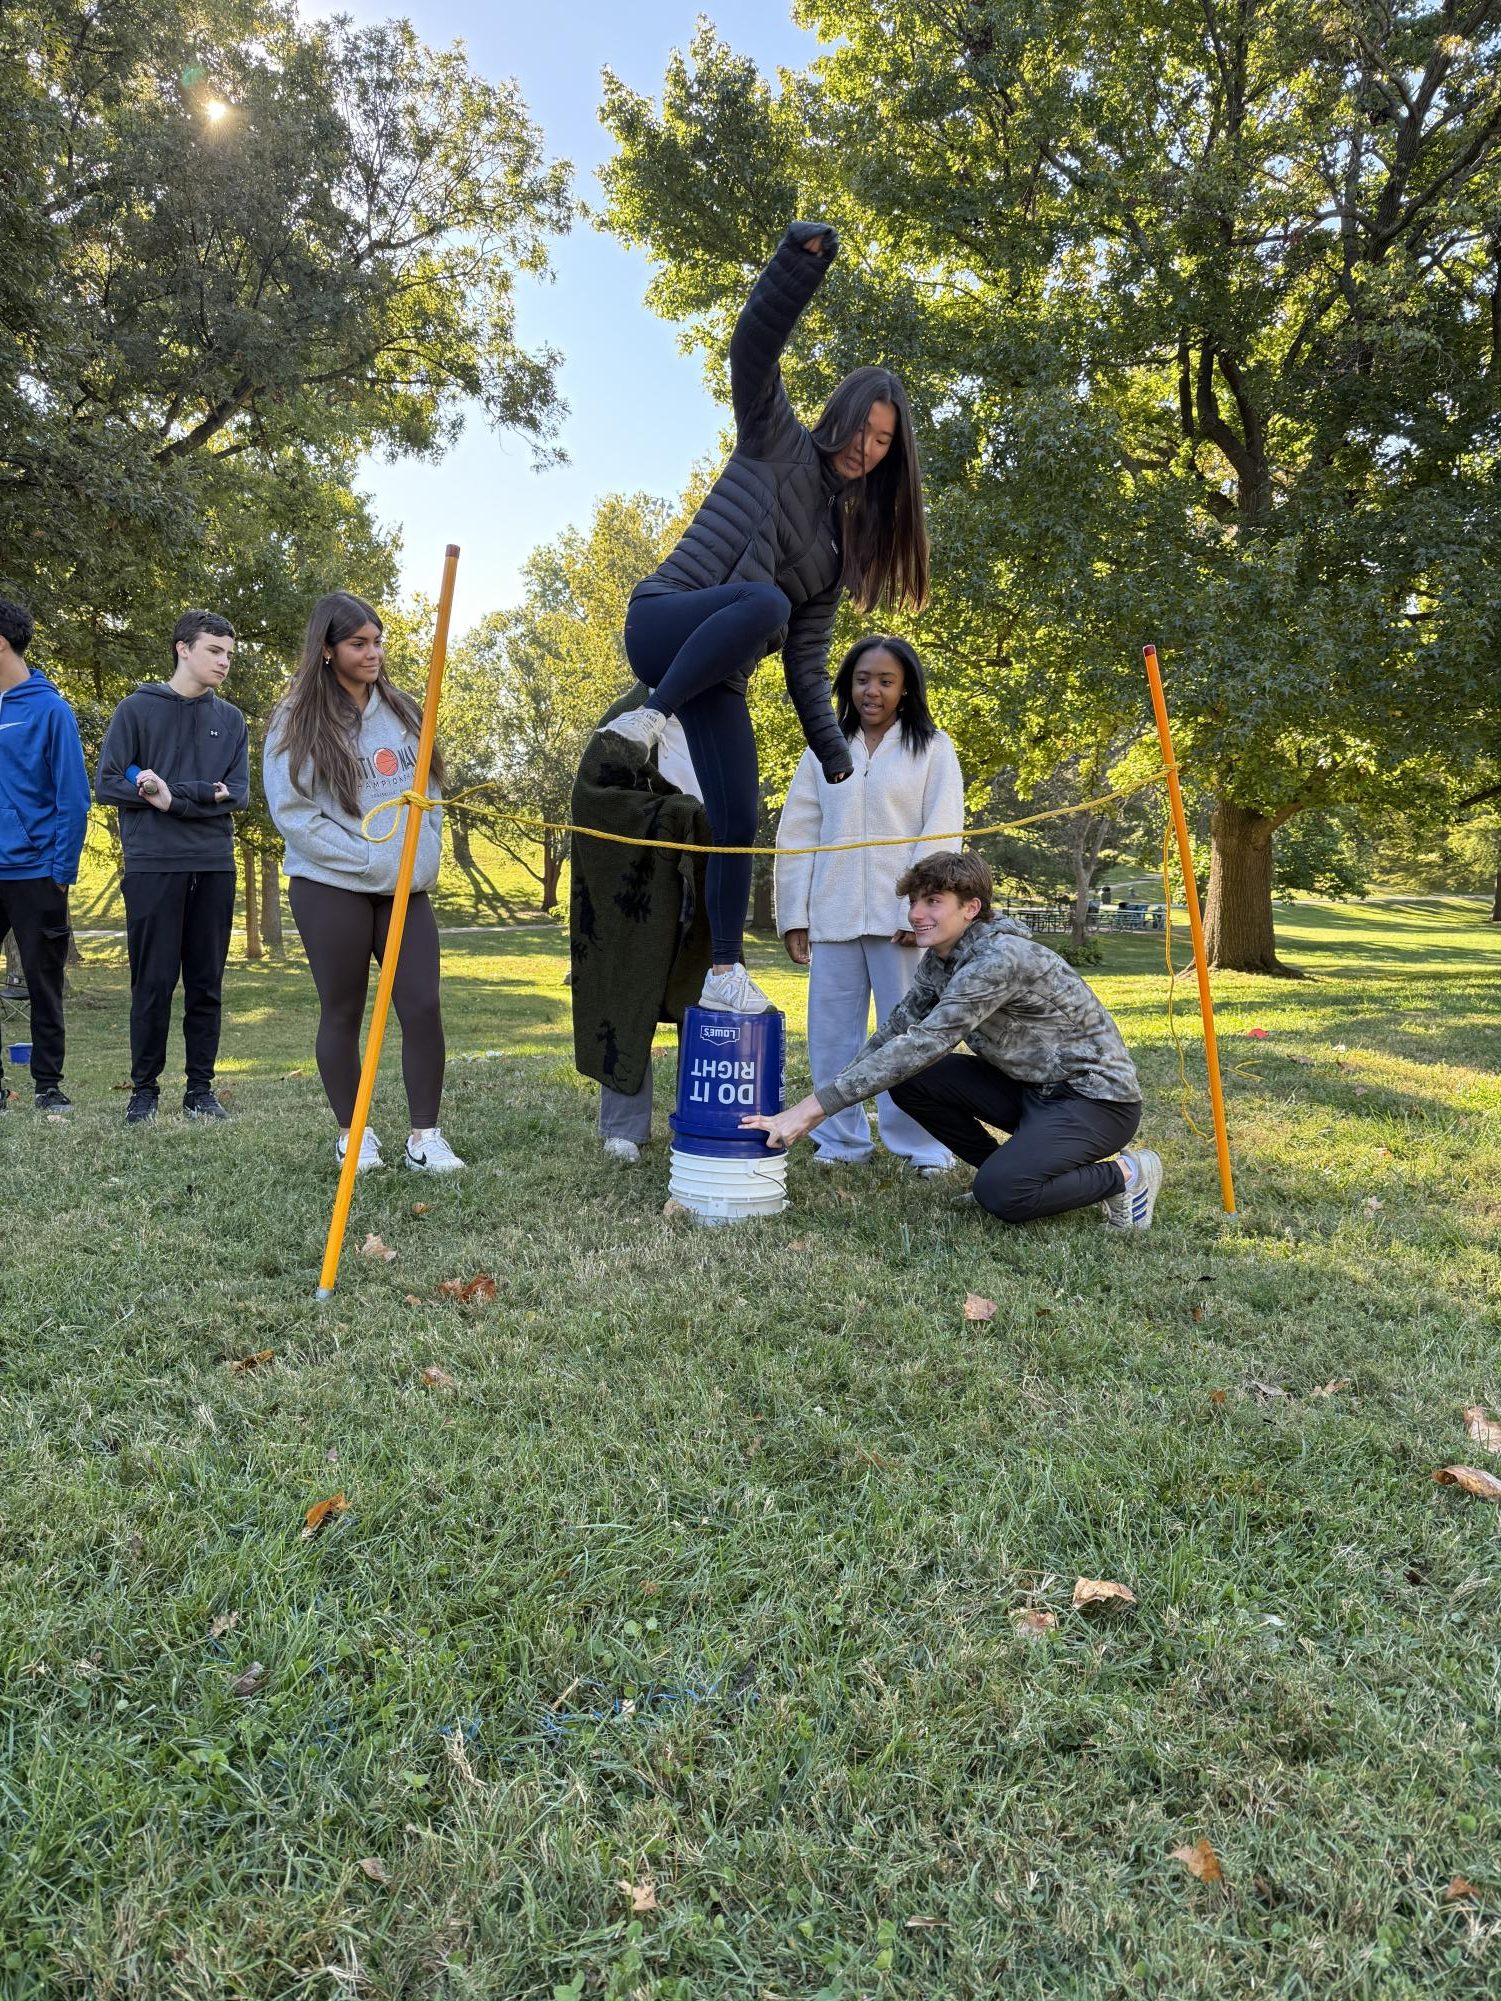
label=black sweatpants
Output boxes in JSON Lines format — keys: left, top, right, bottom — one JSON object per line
{"left": 0, "top": 876, "right": 70, "bottom": 1095}
{"left": 890, "top": 1054, "right": 1142, "bottom": 1223}
{"left": 123, "top": 869, "right": 237, "bottom": 1095}
{"left": 287, "top": 877, "right": 445, "bottom": 1127}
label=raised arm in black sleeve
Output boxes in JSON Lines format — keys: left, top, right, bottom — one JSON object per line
{"left": 729, "top": 221, "right": 839, "bottom": 457}
{"left": 782, "top": 583, "right": 853, "bottom": 780}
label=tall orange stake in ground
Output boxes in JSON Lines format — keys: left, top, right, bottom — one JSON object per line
{"left": 1142, "top": 643, "right": 1237, "bottom": 1217}
{"left": 316, "top": 544, "right": 461, "bottom": 1299}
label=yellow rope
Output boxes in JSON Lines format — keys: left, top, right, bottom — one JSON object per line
{"left": 361, "top": 762, "right": 1179, "bottom": 855}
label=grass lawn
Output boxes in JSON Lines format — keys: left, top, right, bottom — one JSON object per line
{"left": 2, "top": 898, "right": 1499, "bottom": 1998}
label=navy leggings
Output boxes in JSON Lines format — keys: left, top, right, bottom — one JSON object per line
{"left": 623, "top": 581, "right": 790, "bottom": 963}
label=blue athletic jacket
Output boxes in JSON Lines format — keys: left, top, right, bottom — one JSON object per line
{"left": 0, "top": 669, "right": 91, "bottom": 884}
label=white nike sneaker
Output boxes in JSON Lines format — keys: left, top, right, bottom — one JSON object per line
{"left": 1102, "top": 1149, "right": 1163, "bottom": 1230}
{"left": 603, "top": 1136, "right": 642, "bottom": 1164}
{"left": 598, "top": 706, "right": 669, "bottom": 755}
{"left": 699, "top": 964, "right": 772, "bottom": 1014}
{"left": 337, "top": 1128, "right": 383, "bottom": 1173}
{"left": 405, "top": 1127, "right": 465, "bottom": 1173}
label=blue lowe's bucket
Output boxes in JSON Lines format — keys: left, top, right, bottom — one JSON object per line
{"left": 670, "top": 1006, "right": 785, "bottom": 1161}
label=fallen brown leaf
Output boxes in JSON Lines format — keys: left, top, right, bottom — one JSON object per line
{"left": 661, "top": 1198, "right": 690, "bottom": 1219}
{"left": 208, "top": 1611, "right": 239, "bottom": 1639}
{"left": 1245, "top": 1379, "right": 1288, "bottom": 1402}
{"left": 640, "top": 1580, "right": 661, "bottom": 1597}
{"left": 963, "top": 1293, "right": 997, "bottom": 1322}
{"left": 1464, "top": 1406, "right": 1501, "bottom": 1455}
{"left": 435, "top": 1273, "right": 497, "bottom": 1303}
{"left": 228, "top": 1661, "right": 267, "bottom": 1697}
{"left": 1073, "top": 1577, "right": 1137, "bottom": 1609}
{"left": 227, "top": 1348, "right": 275, "bottom": 1373}
{"left": 1210, "top": 1389, "right": 1228, "bottom": 1407}
{"left": 402, "top": 1293, "right": 423, "bottom": 1307}
{"left": 1433, "top": 1465, "right": 1501, "bottom": 1501}
{"left": 410, "top": 1202, "right": 430, "bottom": 1216}
{"left": 358, "top": 1856, "right": 390, "bottom": 1885}
{"left": 420, "top": 1365, "right": 457, "bottom": 1390}
{"left": 302, "top": 1492, "right": 349, "bottom": 1537}
{"left": 1171, "top": 1838, "right": 1223, "bottom": 1883}
{"left": 788, "top": 1238, "right": 810, "bottom": 1251}
{"left": 1446, "top": 1876, "right": 1477, "bottom": 1902}
{"left": 617, "top": 1877, "right": 658, "bottom": 1915}
{"left": 1190, "top": 1304, "right": 1205, "bottom": 1324}
{"left": 360, "top": 1232, "right": 397, "bottom": 1262}
{"left": 1311, "top": 1378, "right": 1352, "bottom": 1398}
{"left": 1011, "top": 1608, "right": 1058, "bottom": 1637}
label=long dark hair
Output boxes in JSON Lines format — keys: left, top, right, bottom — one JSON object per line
{"left": 810, "top": 367, "right": 930, "bottom": 615}
{"left": 271, "top": 592, "right": 444, "bottom": 815}
{"left": 834, "top": 634, "right": 938, "bottom": 753}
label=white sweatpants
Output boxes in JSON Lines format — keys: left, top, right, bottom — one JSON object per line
{"left": 806, "top": 936, "right": 952, "bottom": 1168}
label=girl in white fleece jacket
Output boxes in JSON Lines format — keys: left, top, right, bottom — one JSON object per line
{"left": 775, "top": 634, "right": 964, "bottom": 1169}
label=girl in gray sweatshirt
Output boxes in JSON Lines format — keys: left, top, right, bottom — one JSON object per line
{"left": 264, "top": 591, "right": 462, "bottom": 1176}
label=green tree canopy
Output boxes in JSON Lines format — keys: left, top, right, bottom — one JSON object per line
{"left": 599, "top": 1, "right": 1501, "bottom": 969}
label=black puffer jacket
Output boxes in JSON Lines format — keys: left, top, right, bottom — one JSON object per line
{"left": 632, "top": 221, "right": 854, "bottom": 782}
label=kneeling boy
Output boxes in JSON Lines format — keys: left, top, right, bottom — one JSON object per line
{"left": 744, "top": 851, "right": 1161, "bottom": 1228}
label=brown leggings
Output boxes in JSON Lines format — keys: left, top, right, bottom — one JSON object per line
{"left": 288, "top": 878, "right": 445, "bottom": 1127}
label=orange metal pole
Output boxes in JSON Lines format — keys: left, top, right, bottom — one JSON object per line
{"left": 1142, "top": 643, "right": 1238, "bottom": 1217}
{"left": 316, "top": 545, "right": 460, "bottom": 1298}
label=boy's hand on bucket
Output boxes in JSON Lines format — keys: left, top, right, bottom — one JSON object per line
{"left": 741, "top": 1094, "right": 825, "bottom": 1150}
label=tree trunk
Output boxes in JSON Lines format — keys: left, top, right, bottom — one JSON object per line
{"left": 1203, "top": 800, "right": 1295, "bottom": 975}
{"left": 260, "top": 851, "right": 284, "bottom": 958}
{"left": 751, "top": 860, "right": 774, "bottom": 935}
{"left": 1490, "top": 866, "right": 1501, "bottom": 922}
{"left": 540, "top": 839, "right": 563, "bottom": 913}
{"left": 1068, "top": 815, "right": 1103, "bottom": 953}
{"left": 451, "top": 815, "right": 474, "bottom": 870}
{"left": 241, "top": 838, "right": 263, "bottom": 961}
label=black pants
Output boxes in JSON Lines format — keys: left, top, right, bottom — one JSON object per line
{"left": 890, "top": 1055, "right": 1142, "bottom": 1223}
{"left": 123, "top": 870, "right": 237, "bottom": 1095}
{"left": 287, "top": 878, "right": 445, "bottom": 1127}
{"left": 624, "top": 581, "right": 791, "bottom": 964}
{"left": 0, "top": 876, "right": 70, "bottom": 1095}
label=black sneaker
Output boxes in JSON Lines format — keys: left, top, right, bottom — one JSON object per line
{"left": 184, "top": 1090, "right": 229, "bottom": 1121}
{"left": 34, "top": 1087, "right": 73, "bottom": 1113}
{"left": 125, "top": 1088, "right": 158, "bottom": 1126}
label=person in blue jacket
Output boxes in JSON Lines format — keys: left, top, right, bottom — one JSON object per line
{"left": 0, "top": 597, "right": 91, "bottom": 1112}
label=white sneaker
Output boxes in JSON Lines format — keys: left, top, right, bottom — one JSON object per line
{"left": 1102, "top": 1148, "right": 1163, "bottom": 1230}
{"left": 599, "top": 705, "right": 669, "bottom": 755}
{"left": 337, "top": 1128, "right": 383, "bottom": 1173}
{"left": 405, "top": 1127, "right": 465, "bottom": 1174}
{"left": 603, "top": 1136, "right": 642, "bottom": 1164}
{"left": 699, "top": 964, "right": 772, "bottom": 1014}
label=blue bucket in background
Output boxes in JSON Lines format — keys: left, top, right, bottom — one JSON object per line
{"left": 670, "top": 1006, "right": 785, "bottom": 1160}
{"left": 7, "top": 1042, "right": 31, "bottom": 1067}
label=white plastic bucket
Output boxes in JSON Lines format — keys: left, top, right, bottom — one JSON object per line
{"left": 668, "top": 1145, "right": 788, "bottom": 1224}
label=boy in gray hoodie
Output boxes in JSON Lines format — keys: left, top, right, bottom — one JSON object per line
{"left": 95, "top": 610, "right": 249, "bottom": 1124}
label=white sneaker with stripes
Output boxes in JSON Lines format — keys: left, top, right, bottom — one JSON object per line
{"left": 1102, "top": 1149, "right": 1163, "bottom": 1230}
{"left": 405, "top": 1127, "right": 465, "bottom": 1174}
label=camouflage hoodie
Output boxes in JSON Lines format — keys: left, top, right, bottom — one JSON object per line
{"left": 815, "top": 913, "right": 1141, "bottom": 1115}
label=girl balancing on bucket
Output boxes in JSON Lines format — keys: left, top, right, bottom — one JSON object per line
{"left": 263, "top": 592, "right": 464, "bottom": 1176}
{"left": 600, "top": 219, "right": 930, "bottom": 1016}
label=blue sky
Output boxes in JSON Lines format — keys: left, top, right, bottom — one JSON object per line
{"left": 324, "top": 1, "right": 826, "bottom": 632}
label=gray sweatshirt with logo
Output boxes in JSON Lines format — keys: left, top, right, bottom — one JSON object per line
{"left": 815, "top": 913, "right": 1141, "bottom": 1114}
{"left": 262, "top": 687, "right": 443, "bottom": 895}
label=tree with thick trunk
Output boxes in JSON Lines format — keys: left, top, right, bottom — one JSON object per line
{"left": 260, "top": 852, "right": 284, "bottom": 960}
{"left": 1204, "top": 803, "right": 1297, "bottom": 975}
{"left": 241, "top": 839, "right": 262, "bottom": 962}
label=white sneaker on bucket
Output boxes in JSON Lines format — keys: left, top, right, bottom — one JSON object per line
{"left": 598, "top": 706, "right": 668, "bottom": 755}
{"left": 1102, "top": 1148, "right": 1163, "bottom": 1230}
{"left": 406, "top": 1128, "right": 465, "bottom": 1174}
{"left": 699, "top": 964, "right": 772, "bottom": 1014}
{"left": 337, "top": 1129, "right": 383, "bottom": 1173}
{"left": 603, "top": 1137, "right": 642, "bottom": 1164}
